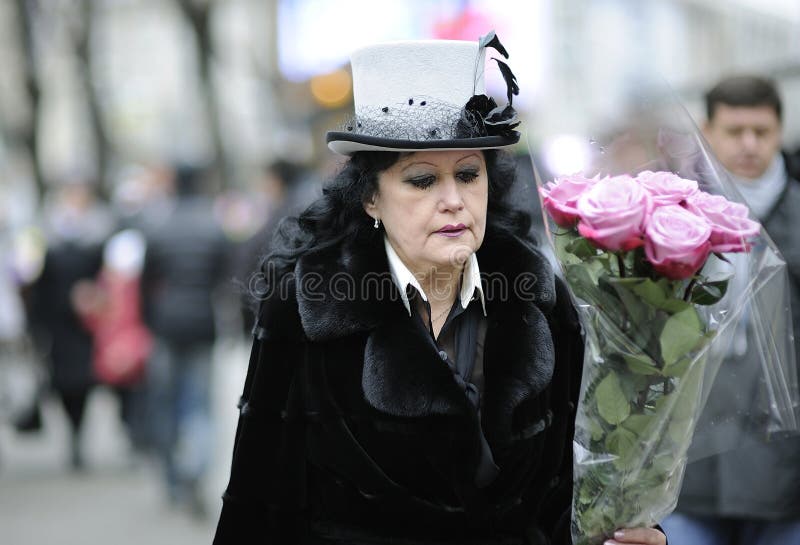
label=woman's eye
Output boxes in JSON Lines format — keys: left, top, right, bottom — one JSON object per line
{"left": 407, "top": 175, "right": 436, "bottom": 189}
{"left": 457, "top": 170, "right": 479, "bottom": 183}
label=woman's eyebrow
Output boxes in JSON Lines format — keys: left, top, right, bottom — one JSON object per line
{"left": 455, "top": 153, "right": 481, "bottom": 164}
{"left": 399, "top": 154, "right": 482, "bottom": 173}
{"left": 399, "top": 161, "right": 437, "bottom": 173}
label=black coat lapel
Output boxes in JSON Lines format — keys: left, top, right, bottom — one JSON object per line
{"left": 293, "top": 235, "right": 390, "bottom": 341}
{"left": 481, "top": 300, "right": 554, "bottom": 442}
{"left": 362, "top": 316, "right": 473, "bottom": 417}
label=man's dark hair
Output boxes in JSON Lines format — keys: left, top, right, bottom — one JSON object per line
{"left": 265, "top": 159, "right": 304, "bottom": 187}
{"left": 173, "top": 163, "right": 209, "bottom": 196}
{"left": 705, "top": 75, "right": 782, "bottom": 122}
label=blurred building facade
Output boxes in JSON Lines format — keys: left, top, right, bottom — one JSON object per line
{"left": 0, "top": 0, "right": 798, "bottom": 211}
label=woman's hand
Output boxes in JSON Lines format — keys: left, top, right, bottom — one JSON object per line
{"left": 604, "top": 527, "right": 666, "bottom": 545}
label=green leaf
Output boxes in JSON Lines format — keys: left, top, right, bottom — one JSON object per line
{"left": 668, "top": 419, "right": 692, "bottom": 444}
{"left": 622, "top": 414, "right": 655, "bottom": 435}
{"left": 631, "top": 279, "right": 668, "bottom": 307}
{"left": 650, "top": 453, "right": 678, "bottom": 476}
{"left": 660, "top": 307, "right": 703, "bottom": 366}
{"left": 654, "top": 393, "right": 674, "bottom": 413}
{"left": 604, "top": 427, "right": 638, "bottom": 454}
{"left": 691, "top": 278, "right": 730, "bottom": 306}
{"left": 604, "top": 277, "right": 651, "bottom": 327}
{"left": 578, "top": 482, "right": 595, "bottom": 505}
{"left": 663, "top": 357, "right": 692, "bottom": 378}
{"left": 595, "top": 372, "right": 631, "bottom": 425}
{"left": 617, "top": 370, "right": 650, "bottom": 400}
{"left": 628, "top": 278, "right": 694, "bottom": 315}
{"left": 604, "top": 427, "right": 639, "bottom": 470}
{"left": 565, "top": 264, "right": 600, "bottom": 303}
{"left": 555, "top": 231, "right": 592, "bottom": 266}
{"left": 661, "top": 299, "right": 691, "bottom": 314}
{"left": 674, "top": 360, "right": 705, "bottom": 421}
{"left": 588, "top": 417, "right": 605, "bottom": 442}
{"left": 565, "top": 236, "right": 598, "bottom": 259}
{"left": 565, "top": 264, "right": 625, "bottom": 322}
{"left": 624, "top": 353, "right": 661, "bottom": 376}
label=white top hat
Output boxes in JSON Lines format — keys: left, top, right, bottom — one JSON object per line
{"left": 326, "top": 31, "right": 520, "bottom": 155}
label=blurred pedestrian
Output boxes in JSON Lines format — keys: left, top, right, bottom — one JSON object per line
{"left": 0, "top": 204, "right": 36, "bottom": 433}
{"left": 233, "top": 159, "right": 309, "bottom": 334}
{"left": 140, "top": 164, "right": 229, "bottom": 515}
{"left": 0, "top": 207, "right": 26, "bottom": 352}
{"left": 662, "top": 75, "right": 800, "bottom": 544}
{"left": 27, "top": 181, "right": 113, "bottom": 470}
{"left": 73, "top": 229, "right": 152, "bottom": 455}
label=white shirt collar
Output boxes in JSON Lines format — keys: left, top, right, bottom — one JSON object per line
{"left": 383, "top": 236, "right": 487, "bottom": 317}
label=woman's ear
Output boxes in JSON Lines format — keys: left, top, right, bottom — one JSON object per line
{"left": 363, "top": 192, "right": 378, "bottom": 218}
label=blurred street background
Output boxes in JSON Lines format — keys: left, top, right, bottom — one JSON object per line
{"left": 1, "top": 1, "right": 800, "bottom": 544}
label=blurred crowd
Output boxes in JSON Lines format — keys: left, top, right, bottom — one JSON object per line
{"left": 0, "top": 157, "right": 320, "bottom": 518}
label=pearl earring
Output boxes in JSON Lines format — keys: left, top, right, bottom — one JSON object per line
{"left": 373, "top": 217, "right": 380, "bottom": 229}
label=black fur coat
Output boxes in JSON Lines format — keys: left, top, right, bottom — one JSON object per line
{"left": 214, "top": 227, "right": 584, "bottom": 545}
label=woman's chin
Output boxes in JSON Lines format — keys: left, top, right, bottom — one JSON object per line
{"left": 426, "top": 240, "right": 477, "bottom": 268}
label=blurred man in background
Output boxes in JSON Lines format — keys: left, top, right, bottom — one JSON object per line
{"left": 140, "top": 165, "right": 230, "bottom": 516}
{"left": 662, "top": 75, "right": 800, "bottom": 545}
{"left": 232, "top": 159, "right": 309, "bottom": 334}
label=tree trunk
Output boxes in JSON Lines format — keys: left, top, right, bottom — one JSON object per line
{"left": 177, "top": 0, "right": 230, "bottom": 190}
{"left": 14, "top": 0, "right": 46, "bottom": 201}
{"left": 75, "top": 0, "right": 111, "bottom": 198}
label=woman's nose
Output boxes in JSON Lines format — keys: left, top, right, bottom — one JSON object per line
{"left": 437, "top": 176, "right": 465, "bottom": 212}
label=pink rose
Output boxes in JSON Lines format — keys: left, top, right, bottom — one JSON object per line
{"left": 645, "top": 205, "right": 712, "bottom": 280}
{"left": 576, "top": 175, "right": 651, "bottom": 252}
{"left": 539, "top": 174, "right": 598, "bottom": 228}
{"left": 636, "top": 170, "right": 698, "bottom": 206}
{"left": 684, "top": 191, "right": 760, "bottom": 253}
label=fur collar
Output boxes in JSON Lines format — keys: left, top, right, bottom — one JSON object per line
{"left": 258, "top": 227, "right": 559, "bottom": 430}
{"left": 291, "top": 227, "right": 555, "bottom": 341}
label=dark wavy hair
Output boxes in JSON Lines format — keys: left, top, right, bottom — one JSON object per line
{"left": 263, "top": 149, "right": 532, "bottom": 279}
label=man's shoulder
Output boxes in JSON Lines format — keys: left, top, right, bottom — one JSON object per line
{"left": 774, "top": 176, "right": 800, "bottom": 215}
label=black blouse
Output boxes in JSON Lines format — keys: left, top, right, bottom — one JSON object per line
{"left": 409, "top": 289, "right": 499, "bottom": 488}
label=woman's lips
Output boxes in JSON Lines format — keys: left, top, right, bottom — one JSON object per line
{"left": 436, "top": 224, "right": 467, "bottom": 237}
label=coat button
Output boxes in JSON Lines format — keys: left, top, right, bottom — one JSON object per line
{"left": 438, "top": 350, "right": 448, "bottom": 361}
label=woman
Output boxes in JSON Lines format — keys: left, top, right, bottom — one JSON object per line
{"left": 215, "top": 33, "right": 666, "bottom": 545}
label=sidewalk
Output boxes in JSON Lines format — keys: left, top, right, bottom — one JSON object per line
{"left": 0, "top": 338, "right": 249, "bottom": 545}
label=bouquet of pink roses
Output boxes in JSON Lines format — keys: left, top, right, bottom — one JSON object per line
{"left": 539, "top": 170, "right": 764, "bottom": 544}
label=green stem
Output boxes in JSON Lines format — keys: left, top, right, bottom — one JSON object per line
{"left": 683, "top": 278, "right": 697, "bottom": 301}
{"left": 636, "top": 387, "right": 648, "bottom": 411}
{"left": 617, "top": 253, "right": 626, "bottom": 278}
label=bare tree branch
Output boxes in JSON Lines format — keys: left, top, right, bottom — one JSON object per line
{"left": 176, "top": 0, "right": 231, "bottom": 190}
{"left": 74, "top": 0, "right": 111, "bottom": 199}
{"left": 14, "top": 0, "right": 45, "bottom": 201}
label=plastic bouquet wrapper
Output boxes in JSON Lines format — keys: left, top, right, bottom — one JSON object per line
{"left": 530, "top": 84, "right": 799, "bottom": 544}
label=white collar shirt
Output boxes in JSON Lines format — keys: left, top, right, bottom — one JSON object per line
{"left": 383, "top": 236, "right": 487, "bottom": 317}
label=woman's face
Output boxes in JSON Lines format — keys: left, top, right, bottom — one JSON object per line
{"left": 364, "top": 150, "right": 489, "bottom": 273}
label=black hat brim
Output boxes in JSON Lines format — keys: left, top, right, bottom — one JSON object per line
{"left": 326, "top": 132, "right": 519, "bottom": 155}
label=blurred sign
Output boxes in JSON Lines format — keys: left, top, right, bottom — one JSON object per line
{"left": 277, "top": 0, "right": 546, "bottom": 107}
